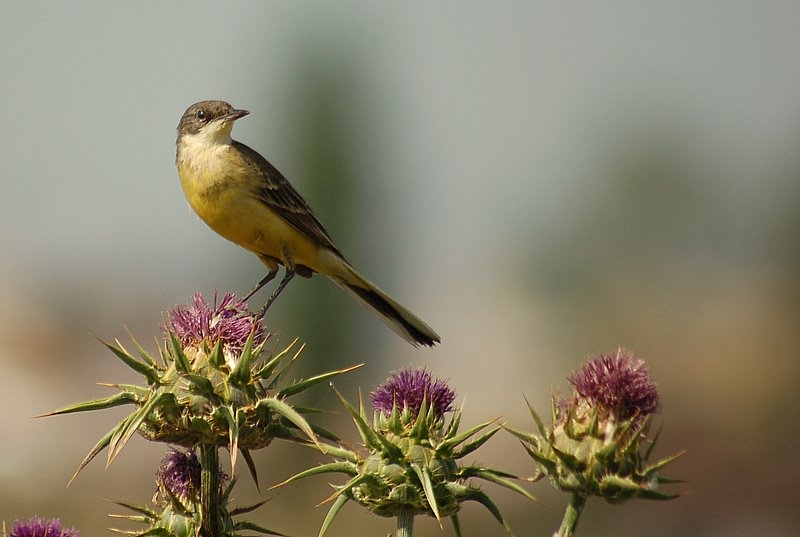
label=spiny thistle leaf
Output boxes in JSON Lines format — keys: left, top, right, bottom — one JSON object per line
{"left": 102, "top": 383, "right": 150, "bottom": 398}
{"left": 208, "top": 338, "right": 225, "bottom": 369}
{"left": 632, "top": 488, "right": 681, "bottom": 501}
{"left": 462, "top": 468, "right": 540, "bottom": 505}
{"left": 108, "top": 392, "right": 172, "bottom": 466}
{"left": 643, "top": 449, "right": 687, "bottom": 474}
{"left": 442, "top": 403, "right": 463, "bottom": 439}
{"left": 69, "top": 427, "right": 114, "bottom": 484}
{"left": 253, "top": 339, "right": 293, "bottom": 380}
{"left": 256, "top": 397, "right": 319, "bottom": 449}
{"left": 264, "top": 340, "right": 304, "bottom": 390}
{"left": 315, "top": 443, "right": 360, "bottom": 463}
{"left": 333, "top": 385, "right": 384, "bottom": 451}
{"left": 126, "top": 328, "right": 159, "bottom": 368}
{"left": 101, "top": 339, "right": 160, "bottom": 385}
{"left": 450, "top": 513, "right": 463, "bottom": 537}
{"left": 600, "top": 474, "right": 644, "bottom": 492}
{"left": 230, "top": 520, "right": 288, "bottom": 536}
{"left": 285, "top": 440, "right": 359, "bottom": 463}
{"left": 229, "top": 333, "right": 255, "bottom": 385}
{"left": 109, "top": 499, "right": 159, "bottom": 517}
{"left": 439, "top": 419, "right": 495, "bottom": 453}
{"left": 168, "top": 332, "right": 191, "bottom": 374}
{"left": 276, "top": 461, "right": 359, "bottom": 490}
{"left": 240, "top": 449, "right": 260, "bottom": 491}
{"left": 411, "top": 463, "right": 441, "bottom": 521}
{"left": 451, "top": 427, "right": 500, "bottom": 459}
{"left": 324, "top": 473, "right": 374, "bottom": 504}
{"left": 216, "top": 405, "right": 239, "bottom": 472}
{"left": 110, "top": 527, "right": 173, "bottom": 536}
{"left": 524, "top": 395, "right": 548, "bottom": 437}
{"left": 503, "top": 424, "right": 541, "bottom": 446}
{"left": 318, "top": 494, "right": 349, "bottom": 537}
{"left": 409, "top": 397, "right": 430, "bottom": 439}
{"left": 278, "top": 364, "right": 363, "bottom": 399}
{"left": 455, "top": 486, "right": 511, "bottom": 533}
{"left": 39, "top": 391, "right": 138, "bottom": 417}
{"left": 304, "top": 422, "right": 341, "bottom": 445}
{"left": 184, "top": 373, "right": 216, "bottom": 398}
{"left": 519, "top": 441, "right": 557, "bottom": 474}
{"left": 229, "top": 498, "right": 270, "bottom": 517}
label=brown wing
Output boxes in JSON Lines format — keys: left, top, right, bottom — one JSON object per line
{"left": 233, "top": 141, "right": 342, "bottom": 257}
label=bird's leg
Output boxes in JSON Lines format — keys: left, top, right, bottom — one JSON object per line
{"left": 255, "top": 242, "right": 297, "bottom": 319}
{"left": 256, "top": 268, "right": 295, "bottom": 319}
{"left": 243, "top": 270, "right": 278, "bottom": 302}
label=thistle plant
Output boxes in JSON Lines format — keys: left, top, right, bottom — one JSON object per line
{"left": 155, "top": 449, "right": 204, "bottom": 509}
{"left": 281, "top": 368, "right": 537, "bottom": 537}
{"left": 3, "top": 517, "right": 79, "bottom": 537}
{"left": 507, "top": 348, "right": 683, "bottom": 537}
{"left": 109, "top": 448, "right": 283, "bottom": 537}
{"left": 44, "top": 292, "right": 358, "bottom": 537}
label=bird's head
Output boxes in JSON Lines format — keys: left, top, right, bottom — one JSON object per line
{"left": 177, "top": 100, "right": 249, "bottom": 146}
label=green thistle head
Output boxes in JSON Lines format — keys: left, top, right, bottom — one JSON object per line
{"left": 282, "top": 368, "right": 537, "bottom": 536}
{"left": 45, "top": 292, "right": 358, "bottom": 483}
{"left": 509, "top": 349, "right": 683, "bottom": 503}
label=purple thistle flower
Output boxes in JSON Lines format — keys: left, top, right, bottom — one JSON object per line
{"left": 9, "top": 517, "right": 79, "bottom": 537}
{"left": 568, "top": 348, "right": 660, "bottom": 421}
{"left": 156, "top": 449, "right": 201, "bottom": 500}
{"left": 164, "top": 292, "right": 265, "bottom": 351}
{"left": 371, "top": 368, "right": 455, "bottom": 420}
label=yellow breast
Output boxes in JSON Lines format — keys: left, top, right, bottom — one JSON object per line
{"left": 176, "top": 144, "right": 322, "bottom": 272}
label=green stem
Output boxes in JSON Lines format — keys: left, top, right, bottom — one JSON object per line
{"left": 200, "top": 443, "right": 222, "bottom": 537}
{"left": 396, "top": 506, "right": 414, "bottom": 537}
{"left": 555, "top": 493, "right": 587, "bottom": 537}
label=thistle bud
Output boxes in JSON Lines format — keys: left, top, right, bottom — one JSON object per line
{"left": 7, "top": 517, "right": 78, "bottom": 537}
{"left": 283, "top": 368, "right": 537, "bottom": 535}
{"left": 510, "top": 349, "right": 682, "bottom": 504}
{"left": 110, "top": 448, "right": 280, "bottom": 537}
{"left": 154, "top": 449, "right": 202, "bottom": 507}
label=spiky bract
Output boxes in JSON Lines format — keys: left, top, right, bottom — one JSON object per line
{"left": 508, "top": 350, "right": 682, "bottom": 504}
{"left": 45, "top": 293, "right": 359, "bottom": 482}
{"left": 110, "top": 467, "right": 281, "bottom": 537}
{"left": 281, "top": 370, "right": 537, "bottom": 536}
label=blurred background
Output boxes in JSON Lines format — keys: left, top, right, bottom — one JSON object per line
{"left": 1, "top": 2, "right": 798, "bottom": 536}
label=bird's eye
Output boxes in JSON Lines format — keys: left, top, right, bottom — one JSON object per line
{"left": 196, "top": 109, "right": 208, "bottom": 121}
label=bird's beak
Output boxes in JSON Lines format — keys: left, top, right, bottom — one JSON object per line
{"left": 221, "top": 108, "right": 250, "bottom": 123}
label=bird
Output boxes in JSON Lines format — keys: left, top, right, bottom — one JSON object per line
{"left": 175, "top": 100, "right": 440, "bottom": 347}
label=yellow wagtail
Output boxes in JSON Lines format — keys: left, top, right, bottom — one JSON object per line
{"left": 175, "top": 100, "right": 440, "bottom": 347}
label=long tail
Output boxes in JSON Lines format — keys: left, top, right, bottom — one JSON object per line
{"left": 327, "top": 261, "right": 440, "bottom": 347}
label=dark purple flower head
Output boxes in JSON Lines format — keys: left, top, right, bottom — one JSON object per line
{"left": 164, "top": 292, "right": 265, "bottom": 351}
{"left": 371, "top": 368, "right": 455, "bottom": 420}
{"left": 569, "top": 348, "right": 660, "bottom": 421}
{"left": 156, "top": 449, "right": 201, "bottom": 500}
{"left": 9, "top": 517, "right": 78, "bottom": 537}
